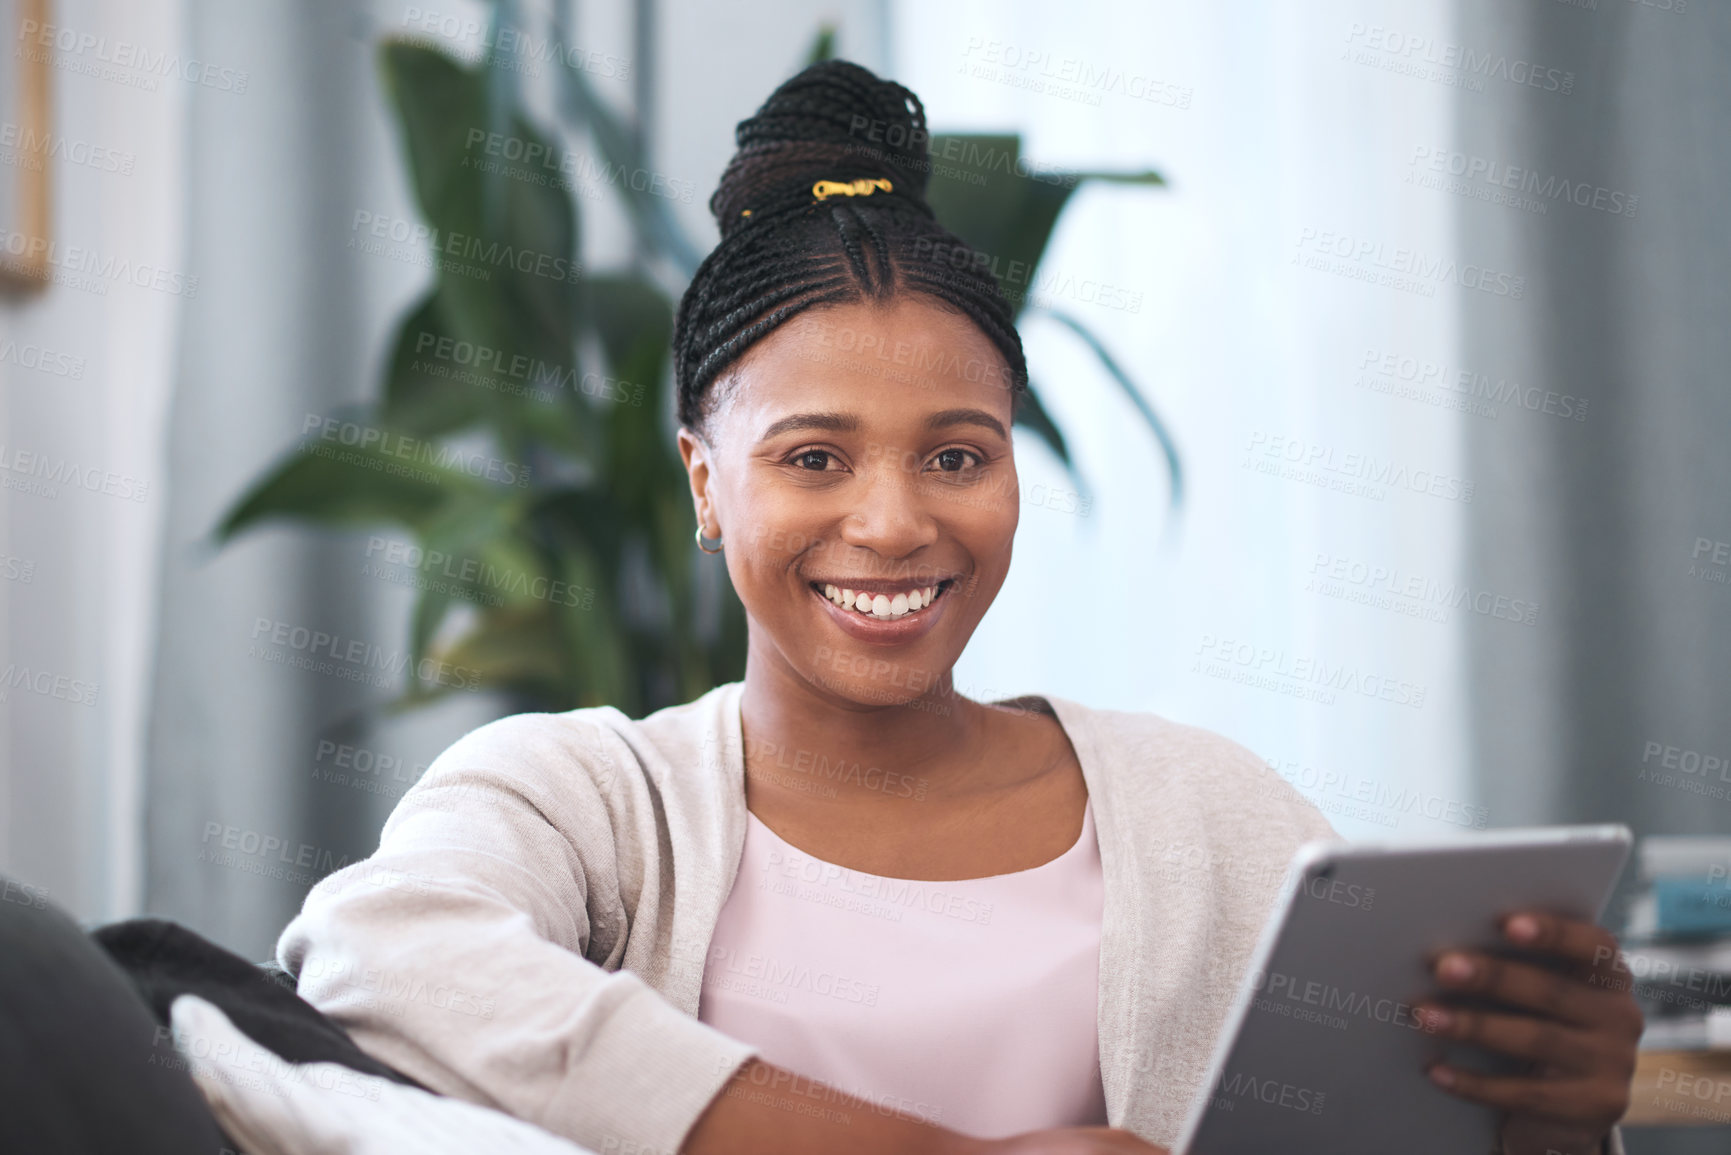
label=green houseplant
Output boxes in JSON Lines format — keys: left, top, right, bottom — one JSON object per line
{"left": 212, "top": 14, "right": 1178, "bottom": 719}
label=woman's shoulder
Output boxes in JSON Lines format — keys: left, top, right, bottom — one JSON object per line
{"left": 407, "top": 681, "right": 737, "bottom": 806}
{"left": 419, "top": 704, "right": 630, "bottom": 785}
{"left": 1045, "top": 694, "right": 1339, "bottom": 843}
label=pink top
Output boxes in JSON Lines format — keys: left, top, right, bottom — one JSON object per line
{"left": 697, "top": 800, "right": 1108, "bottom": 1139}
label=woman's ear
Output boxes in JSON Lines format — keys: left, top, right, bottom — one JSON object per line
{"left": 676, "top": 426, "right": 715, "bottom": 533}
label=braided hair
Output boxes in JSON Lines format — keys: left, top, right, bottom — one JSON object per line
{"left": 671, "top": 59, "right": 1029, "bottom": 442}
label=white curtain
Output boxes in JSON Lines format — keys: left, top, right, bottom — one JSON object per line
{"left": 1454, "top": 0, "right": 1731, "bottom": 844}
{"left": 0, "top": 0, "right": 189, "bottom": 921}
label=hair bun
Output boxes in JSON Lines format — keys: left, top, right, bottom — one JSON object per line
{"left": 710, "top": 58, "right": 933, "bottom": 240}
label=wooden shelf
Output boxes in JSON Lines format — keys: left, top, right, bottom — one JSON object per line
{"left": 1623, "top": 1050, "right": 1731, "bottom": 1126}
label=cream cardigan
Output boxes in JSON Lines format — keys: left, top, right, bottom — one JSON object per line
{"left": 277, "top": 681, "right": 1617, "bottom": 1154}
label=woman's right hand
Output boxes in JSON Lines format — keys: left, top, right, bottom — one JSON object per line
{"left": 975, "top": 1126, "right": 1170, "bottom": 1155}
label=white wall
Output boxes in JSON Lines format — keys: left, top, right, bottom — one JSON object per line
{"left": 898, "top": 0, "right": 1477, "bottom": 840}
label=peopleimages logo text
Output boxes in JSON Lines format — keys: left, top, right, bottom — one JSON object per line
{"left": 0, "top": 229, "right": 198, "bottom": 297}
{"left": 846, "top": 114, "right": 1076, "bottom": 186}
{"left": 300, "top": 415, "right": 532, "bottom": 488}
{"left": 17, "top": 20, "right": 249, "bottom": 92}
{"left": 1409, "top": 147, "right": 1636, "bottom": 217}
{"left": 1343, "top": 23, "right": 1574, "bottom": 94}
{"left": 349, "top": 211, "right": 580, "bottom": 284}
{"left": 1245, "top": 430, "right": 1475, "bottom": 503}
{"left": 1294, "top": 228, "right": 1524, "bottom": 299}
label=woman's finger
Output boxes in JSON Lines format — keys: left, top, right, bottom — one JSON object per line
{"left": 1428, "top": 948, "right": 1644, "bottom": 1037}
{"left": 1498, "top": 911, "right": 1623, "bottom": 976}
{"left": 1412, "top": 1002, "right": 1620, "bottom": 1076}
{"left": 1426, "top": 1061, "right": 1631, "bottom": 1131}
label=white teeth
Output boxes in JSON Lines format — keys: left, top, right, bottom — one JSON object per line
{"left": 819, "top": 581, "right": 945, "bottom": 620}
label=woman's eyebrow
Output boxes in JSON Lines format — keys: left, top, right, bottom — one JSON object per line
{"left": 755, "top": 408, "right": 1006, "bottom": 444}
{"left": 924, "top": 408, "right": 1007, "bottom": 438}
{"left": 756, "top": 411, "right": 858, "bottom": 443}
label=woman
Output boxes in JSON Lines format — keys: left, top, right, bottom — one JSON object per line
{"left": 278, "top": 60, "right": 1641, "bottom": 1155}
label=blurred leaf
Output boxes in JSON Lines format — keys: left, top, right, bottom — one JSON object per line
{"left": 430, "top": 602, "right": 570, "bottom": 694}
{"left": 548, "top": 9, "right": 704, "bottom": 276}
{"left": 584, "top": 272, "right": 676, "bottom": 511}
{"left": 1035, "top": 305, "right": 1182, "bottom": 507}
{"left": 923, "top": 132, "right": 1170, "bottom": 504}
{"left": 377, "top": 39, "right": 581, "bottom": 424}
{"left": 1011, "top": 377, "right": 1073, "bottom": 473}
{"left": 212, "top": 436, "right": 489, "bottom": 543}
{"left": 378, "top": 293, "right": 493, "bottom": 436}
{"left": 925, "top": 133, "right": 1162, "bottom": 311}
{"left": 804, "top": 25, "right": 837, "bottom": 65}
{"left": 402, "top": 492, "right": 531, "bottom": 665}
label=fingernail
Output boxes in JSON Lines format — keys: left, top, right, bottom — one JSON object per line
{"left": 1506, "top": 915, "right": 1538, "bottom": 942}
{"left": 1421, "top": 1007, "right": 1452, "bottom": 1031}
{"left": 1437, "top": 953, "right": 1473, "bottom": 982}
{"left": 1429, "top": 1065, "right": 1455, "bottom": 1088}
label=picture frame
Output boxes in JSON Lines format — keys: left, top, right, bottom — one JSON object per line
{"left": 0, "top": 0, "right": 51, "bottom": 292}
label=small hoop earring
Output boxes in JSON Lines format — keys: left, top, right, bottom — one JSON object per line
{"left": 695, "top": 523, "right": 724, "bottom": 554}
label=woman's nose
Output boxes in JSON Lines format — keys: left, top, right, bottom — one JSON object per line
{"left": 835, "top": 460, "right": 940, "bottom": 559}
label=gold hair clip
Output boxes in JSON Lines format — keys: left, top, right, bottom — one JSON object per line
{"left": 811, "top": 177, "right": 893, "bottom": 200}
{"left": 737, "top": 178, "right": 892, "bottom": 221}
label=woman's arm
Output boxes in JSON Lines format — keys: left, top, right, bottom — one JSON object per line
{"left": 682, "top": 1057, "right": 1170, "bottom": 1155}
{"left": 276, "top": 721, "right": 758, "bottom": 1155}
{"left": 682, "top": 1057, "right": 965, "bottom": 1155}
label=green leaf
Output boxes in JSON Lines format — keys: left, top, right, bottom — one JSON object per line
{"left": 922, "top": 132, "right": 1173, "bottom": 503}
{"left": 1035, "top": 305, "right": 1182, "bottom": 507}
{"left": 402, "top": 493, "right": 530, "bottom": 665}
{"left": 924, "top": 133, "right": 1163, "bottom": 316}
{"left": 211, "top": 435, "right": 486, "bottom": 544}
{"left": 376, "top": 39, "right": 581, "bottom": 417}
{"left": 580, "top": 272, "right": 677, "bottom": 510}
{"left": 378, "top": 293, "right": 494, "bottom": 437}
{"left": 585, "top": 273, "right": 673, "bottom": 379}
{"left": 1011, "top": 379, "right": 1073, "bottom": 473}
{"left": 547, "top": 8, "right": 703, "bottom": 275}
{"left": 414, "top": 601, "right": 571, "bottom": 708}
{"left": 804, "top": 24, "right": 837, "bottom": 65}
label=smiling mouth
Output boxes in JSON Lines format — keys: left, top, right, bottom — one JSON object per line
{"left": 808, "top": 579, "right": 954, "bottom": 621}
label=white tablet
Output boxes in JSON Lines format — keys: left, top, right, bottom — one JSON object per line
{"left": 1174, "top": 824, "right": 1632, "bottom": 1155}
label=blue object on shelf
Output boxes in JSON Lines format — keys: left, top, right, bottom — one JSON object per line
{"left": 1654, "top": 877, "right": 1731, "bottom": 937}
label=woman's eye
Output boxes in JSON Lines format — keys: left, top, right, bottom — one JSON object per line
{"left": 792, "top": 449, "right": 833, "bottom": 471}
{"left": 931, "top": 448, "right": 982, "bottom": 472}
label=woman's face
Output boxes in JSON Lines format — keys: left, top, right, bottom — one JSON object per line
{"left": 677, "top": 295, "right": 1020, "bottom": 710}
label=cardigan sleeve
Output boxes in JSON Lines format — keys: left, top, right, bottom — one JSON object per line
{"left": 275, "top": 713, "right": 757, "bottom": 1155}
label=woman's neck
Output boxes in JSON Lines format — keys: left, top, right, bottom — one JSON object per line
{"left": 737, "top": 653, "right": 1015, "bottom": 808}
